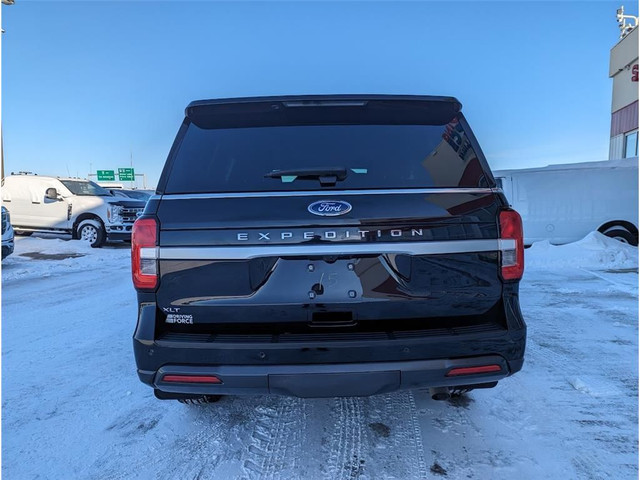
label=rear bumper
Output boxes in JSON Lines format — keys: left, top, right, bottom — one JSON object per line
{"left": 134, "top": 303, "right": 526, "bottom": 398}
{"left": 142, "top": 355, "right": 521, "bottom": 398}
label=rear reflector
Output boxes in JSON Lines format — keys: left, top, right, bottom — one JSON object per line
{"left": 446, "top": 364, "right": 502, "bottom": 377}
{"left": 162, "top": 375, "right": 222, "bottom": 384}
{"left": 499, "top": 209, "right": 524, "bottom": 281}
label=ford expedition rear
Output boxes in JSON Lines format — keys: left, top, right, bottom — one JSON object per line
{"left": 132, "top": 95, "right": 526, "bottom": 403}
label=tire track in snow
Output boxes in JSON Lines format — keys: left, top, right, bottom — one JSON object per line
{"left": 94, "top": 398, "right": 252, "bottom": 480}
{"left": 323, "top": 391, "right": 429, "bottom": 480}
{"left": 368, "top": 391, "right": 429, "bottom": 479}
{"left": 405, "top": 391, "right": 429, "bottom": 478}
{"left": 240, "top": 397, "right": 304, "bottom": 480}
{"left": 325, "top": 397, "right": 364, "bottom": 480}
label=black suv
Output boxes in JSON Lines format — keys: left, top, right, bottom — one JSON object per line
{"left": 132, "top": 95, "right": 526, "bottom": 402}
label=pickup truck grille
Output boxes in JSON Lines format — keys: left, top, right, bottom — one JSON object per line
{"left": 120, "top": 207, "right": 143, "bottom": 224}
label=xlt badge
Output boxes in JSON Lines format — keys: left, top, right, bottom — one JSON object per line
{"left": 308, "top": 200, "right": 352, "bottom": 217}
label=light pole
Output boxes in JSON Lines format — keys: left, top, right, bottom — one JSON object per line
{"left": 1, "top": 0, "right": 15, "bottom": 179}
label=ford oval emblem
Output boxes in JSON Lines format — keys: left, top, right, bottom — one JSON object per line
{"left": 308, "top": 200, "right": 352, "bottom": 216}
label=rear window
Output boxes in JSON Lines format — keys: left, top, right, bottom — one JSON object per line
{"left": 163, "top": 118, "right": 491, "bottom": 193}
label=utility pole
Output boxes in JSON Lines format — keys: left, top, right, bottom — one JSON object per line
{"left": 1, "top": 0, "right": 15, "bottom": 179}
{"left": 130, "top": 149, "right": 134, "bottom": 188}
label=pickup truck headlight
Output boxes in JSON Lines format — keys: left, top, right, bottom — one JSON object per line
{"left": 108, "top": 205, "right": 124, "bottom": 224}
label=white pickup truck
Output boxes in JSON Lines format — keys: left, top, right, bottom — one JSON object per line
{"left": 1, "top": 173, "right": 146, "bottom": 247}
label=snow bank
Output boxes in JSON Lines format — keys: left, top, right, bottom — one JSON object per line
{"left": 13, "top": 235, "right": 94, "bottom": 255}
{"left": 526, "top": 231, "right": 638, "bottom": 270}
{"left": 1, "top": 235, "right": 130, "bottom": 283}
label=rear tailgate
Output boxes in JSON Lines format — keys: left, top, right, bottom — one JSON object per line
{"left": 151, "top": 95, "right": 507, "bottom": 333}
{"left": 154, "top": 190, "right": 504, "bottom": 328}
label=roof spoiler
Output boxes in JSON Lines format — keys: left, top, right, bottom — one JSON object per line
{"left": 185, "top": 95, "right": 463, "bottom": 129}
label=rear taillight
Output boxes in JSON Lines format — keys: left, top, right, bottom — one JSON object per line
{"left": 499, "top": 209, "right": 524, "bottom": 281}
{"left": 132, "top": 217, "right": 158, "bottom": 290}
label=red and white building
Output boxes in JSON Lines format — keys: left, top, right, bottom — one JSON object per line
{"left": 609, "top": 24, "right": 638, "bottom": 159}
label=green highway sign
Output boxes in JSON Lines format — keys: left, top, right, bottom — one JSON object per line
{"left": 97, "top": 170, "right": 115, "bottom": 181}
{"left": 118, "top": 168, "right": 135, "bottom": 181}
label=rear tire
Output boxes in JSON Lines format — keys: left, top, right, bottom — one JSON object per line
{"left": 177, "top": 395, "right": 223, "bottom": 405}
{"left": 14, "top": 230, "right": 33, "bottom": 236}
{"left": 604, "top": 228, "right": 637, "bottom": 246}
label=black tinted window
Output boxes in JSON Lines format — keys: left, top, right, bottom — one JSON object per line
{"left": 60, "top": 180, "right": 111, "bottom": 196}
{"left": 164, "top": 119, "right": 489, "bottom": 193}
{"left": 121, "top": 190, "right": 152, "bottom": 200}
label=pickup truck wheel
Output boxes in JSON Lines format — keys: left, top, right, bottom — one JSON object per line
{"left": 178, "top": 395, "right": 223, "bottom": 405}
{"left": 77, "top": 220, "right": 105, "bottom": 248}
{"left": 604, "top": 228, "right": 636, "bottom": 246}
{"left": 14, "top": 230, "right": 33, "bottom": 236}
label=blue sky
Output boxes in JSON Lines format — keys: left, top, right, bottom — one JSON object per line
{"left": 3, "top": 1, "right": 637, "bottom": 188}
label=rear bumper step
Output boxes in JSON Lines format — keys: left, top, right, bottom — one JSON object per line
{"left": 145, "top": 355, "right": 518, "bottom": 398}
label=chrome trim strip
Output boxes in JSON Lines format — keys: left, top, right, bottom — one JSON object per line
{"left": 158, "top": 239, "right": 515, "bottom": 260}
{"left": 155, "top": 188, "right": 496, "bottom": 200}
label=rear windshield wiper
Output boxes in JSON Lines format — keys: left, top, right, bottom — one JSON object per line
{"left": 264, "top": 167, "right": 348, "bottom": 186}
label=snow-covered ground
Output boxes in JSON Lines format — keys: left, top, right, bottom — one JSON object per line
{"left": 2, "top": 233, "right": 638, "bottom": 479}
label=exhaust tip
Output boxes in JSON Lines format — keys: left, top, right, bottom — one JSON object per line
{"left": 429, "top": 387, "right": 451, "bottom": 401}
